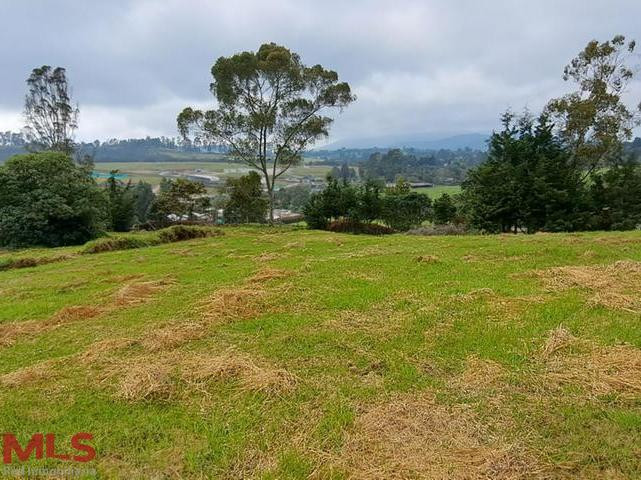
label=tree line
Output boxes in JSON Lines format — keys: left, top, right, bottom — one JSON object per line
{"left": 0, "top": 35, "right": 640, "bottom": 247}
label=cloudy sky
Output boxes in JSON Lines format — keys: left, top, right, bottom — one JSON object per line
{"left": 1, "top": 0, "right": 640, "bottom": 144}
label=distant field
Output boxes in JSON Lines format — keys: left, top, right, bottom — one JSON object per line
{"left": 412, "top": 184, "right": 461, "bottom": 197}
{"left": 94, "top": 161, "right": 331, "bottom": 187}
{"left": 2, "top": 227, "right": 641, "bottom": 478}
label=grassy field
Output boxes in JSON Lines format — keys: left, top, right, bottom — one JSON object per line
{"left": 412, "top": 184, "right": 461, "bottom": 198}
{"left": 2, "top": 228, "right": 641, "bottom": 478}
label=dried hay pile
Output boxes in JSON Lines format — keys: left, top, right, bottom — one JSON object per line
{"left": 103, "top": 349, "right": 297, "bottom": 402}
{"left": 534, "top": 260, "right": 641, "bottom": 313}
{"left": 337, "top": 392, "right": 544, "bottom": 480}
{"left": 540, "top": 327, "right": 641, "bottom": 399}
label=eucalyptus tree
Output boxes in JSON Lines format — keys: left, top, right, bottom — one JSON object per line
{"left": 24, "top": 66, "right": 79, "bottom": 155}
{"left": 178, "top": 43, "right": 355, "bottom": 222}
{"left": 546, "top": 35, "right": 641, "bottom": 178}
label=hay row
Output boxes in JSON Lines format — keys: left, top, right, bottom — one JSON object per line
{"left": 0, "top": 277, "right": 174, "bottom": 348}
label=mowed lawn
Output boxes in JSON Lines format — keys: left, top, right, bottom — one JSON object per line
{"left": 1, "top": 228, "right": 641, "bottom": 479}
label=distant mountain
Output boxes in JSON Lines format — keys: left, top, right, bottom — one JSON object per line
{"left": 323, "top": 133, "right": 489, "bottom": 151}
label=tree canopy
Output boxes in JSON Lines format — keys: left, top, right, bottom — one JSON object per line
{"left": 177, "top": 43, "right": 355, "bottom": 222}
{"left": 0, "top": 152, "right": 104, "bottom": 247}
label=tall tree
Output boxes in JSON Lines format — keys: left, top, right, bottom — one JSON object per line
{"left": 105, "top": 171, "right": 136, "bottom": 232}
{"left": 546, "top": 35, "right": 641, "bottom": 178}
{"left": 177, "top": 43, "right": 355, "bottom": 222}
{"left": 24, "top": 66, "right": 79, "bottom": 155}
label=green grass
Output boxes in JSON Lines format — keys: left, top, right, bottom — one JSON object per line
{"left": 412, "top": 184, "right": 461, "bottom": 197}
{"left": 2, "top": 227, "right": 641, "bottom": 478}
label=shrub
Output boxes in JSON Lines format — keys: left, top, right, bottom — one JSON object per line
{"left": 0, "top": 255, "right": 71, "bottom": 271}
{"left": 82, "top": 226, "right": 223, "bottom": 254}
{"left": 0, "top": 152, "right": 105, "bottom": 247}
{"left": 157, "top": 225, "right": 223, "bottom": 243}
{"left": 381, "top": 192, "right": 432, "bottom": 231}
{"left": 82, "top": 236, "right": 157, "bottom": 254}
{"left": 432, "top": 193, "right": 458, "bottom": 225}
{"left": 223, "top": 171, "right": 269, "bottom": 223}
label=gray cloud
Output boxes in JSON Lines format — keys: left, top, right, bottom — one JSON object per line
{"left": 1, "top": 0, "right": 640, "bottom": 142}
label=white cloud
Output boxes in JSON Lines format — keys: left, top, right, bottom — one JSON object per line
{"left": 1, "top": 0, "right": 640, "bottom": 142}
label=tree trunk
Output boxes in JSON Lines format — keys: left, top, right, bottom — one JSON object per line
{"left": 268, "top": 185, "right": 275, "bottom": 225}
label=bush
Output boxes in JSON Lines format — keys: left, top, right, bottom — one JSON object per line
{"left": 432, "top": 193, "right": 458, "bottom": 225}
{"left": 82, "top": 236, "right": 157, "bottom": 254}
{"left": 82, "top": 226, "right": 223, "bottom": 254}
{"left": 0, "top": 254, "right": 71, "bottom": 271}
{"left": 327, "top": 220, "right": 395, "bottom": 235}
{"left": 0, "top": 152, "right": 105, "bottom": 247}
{"left": 223, "top": 171, "right": 269, "bottom": 223}
{"left": 381, "top": 192, "right": 432, "bottom": 231}
{"left": 157, "top": 225, "right": 223, "bottom": 242}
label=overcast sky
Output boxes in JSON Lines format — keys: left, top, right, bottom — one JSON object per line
{"left": 1, "top": 0, "right": 640, "bottom": 144}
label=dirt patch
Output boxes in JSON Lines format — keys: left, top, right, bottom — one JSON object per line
{"left": 455, "top": 288, "right": 496, "bottom": 302}
{"left": 337, "top": 392, "right": 545, "bottom": 480}
{"left": 533, "top": 260, "right": 641, "bottom": 313}
{"left": 539, "top": 328, "right": 641, "bottom": 399}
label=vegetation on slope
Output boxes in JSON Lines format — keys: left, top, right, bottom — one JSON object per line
{"left": 1, "top": 227, "right": 641, "bottom": 478}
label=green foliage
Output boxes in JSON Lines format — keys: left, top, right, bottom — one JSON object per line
{"left": 132, "top": 181, "right": 155, "bottom": 224}
{"left": 151, "top": 178, "right": 210, "bottom": 225}
{"left": 0, "top": 152, "right": 105, "bottom": 247}
{"left": 223, "top": 171, "right": 269, "bottom": 224}
{"left": 82, "top": 226, "right": 223, "bottom": 254}
{"left": 274, "top": 185, "right": 311, "bottom": 213}
{"left": 303, "top": 177, "right": 357, "bottom": 229}
{"left": 157, "top": 225, "right": 223, "bottom": 243}
{"left": 327, "top": 219, "right": 394, "bottom": 235}
{"left": 381, "top": 191, "right": 432, "bottom": 231}
{"left": 82, "top": 235, "right": 155, "bottom": 254}
{"left": 432, "top": 193, "right": 458, "bottom": 225}
{"left": 329, "top": 163, "right": 357, "bottom": 182}
{"left": 304, "top": 176, "right": 430, "bottom": 232}
{"left": 361, "top": 148, "right": 484, "bottom": 184}
{"left": 24, "top": 66, "right": 79, "bottom": 155}
{"left": 462, "top": 113, "right": 585, "bottom": 233}
{"left": 546, "top": 35, "right": 641, "bottom": 175}
{"left": 106, "top": 171, "right": 136, "bottom": 232}
{"left": 178, "top": 42, "right": 355, "bottom": 221}
{"left": 588, "top": 162, "right": 641, "bottom": 230}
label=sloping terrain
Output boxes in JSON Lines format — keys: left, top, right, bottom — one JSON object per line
{"left": 1, "top": 227, "right": 641, "bottom": 478}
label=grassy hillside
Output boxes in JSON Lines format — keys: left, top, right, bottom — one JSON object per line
{"left": 2, "top": 228, "right": 641, "bottom": 478}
